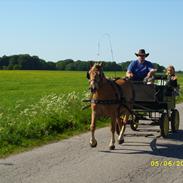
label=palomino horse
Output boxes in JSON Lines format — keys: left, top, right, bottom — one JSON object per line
{"left": 87, "top": 63, "right": 134, "bottom": 150}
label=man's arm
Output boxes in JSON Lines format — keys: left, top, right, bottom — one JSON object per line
{"left": 126, "top": 71, "right": 134, "bottom": 78}
{"left": 126, "top": 61, "right": 135, "bottom": 78}
{"left": 146, "top": 62, "right": 157, "bottom": 78}
{"left": 147, "top": 68, "right": 157, "bottom": 78}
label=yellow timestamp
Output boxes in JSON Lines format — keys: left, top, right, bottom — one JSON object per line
{"left": 151, "top": 160, "right": 183, "bottom": 167}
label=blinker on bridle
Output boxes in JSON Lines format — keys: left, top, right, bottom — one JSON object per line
{"left": 86, "top": 71, "right": 90, "bottom": 80}
{"left": 87, "top": 70, "right": 104, "bottom": 93}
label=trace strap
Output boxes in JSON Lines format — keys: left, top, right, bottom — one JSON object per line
{"left": 82, "top": 99, "right": 134, "bottom": 116}
{"left": 83, "top": 99, "right": 123, "bottom": 105}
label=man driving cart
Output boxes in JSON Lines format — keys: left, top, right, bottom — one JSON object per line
{"left": 126, "top": 49, "right": 157, "bottom": 83}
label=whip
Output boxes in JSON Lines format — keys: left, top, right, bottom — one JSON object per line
{"left": 97, "top": 33, "right": 116, "bottom": 78}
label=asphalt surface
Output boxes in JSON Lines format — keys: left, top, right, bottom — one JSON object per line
{"left": 0, "top": 104, "right": 183, "bottom": 183}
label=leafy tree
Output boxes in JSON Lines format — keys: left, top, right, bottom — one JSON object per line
{"left": 0, "top": 55, "right": 9, "bottom": 67}
{"left": 119, "top": 61, "right": 131, "bottom": 71}
{"left": 46, "top": 62, "right": 56, "bottom": 70}
{"left": 152, "top": 63, "right": 165, "bottom": 72}
{"left": 13, "top": 64, "right": 22, "bottom": 70}
{"left": 65, "top": 63, "right": 76, "bottom": 70}
{"left": 56, "top": 59, "right": 74, "bottom": 70}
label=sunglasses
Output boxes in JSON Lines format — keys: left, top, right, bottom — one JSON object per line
{"left": 138, "top": 55, "right": 145, "bottom": 57}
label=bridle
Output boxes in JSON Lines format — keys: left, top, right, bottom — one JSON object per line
{"left": 87, "top": 69, "right": 104, "bottom": 93}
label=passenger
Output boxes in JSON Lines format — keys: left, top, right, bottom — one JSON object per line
{"left": 166, "top": 65, "right": 179, "bottom": 96}
{"left": 166, "top": 65, "right": 178, "bottom": 87}
{"left": 126, "top": 49, "right": 156, "bottom": 83}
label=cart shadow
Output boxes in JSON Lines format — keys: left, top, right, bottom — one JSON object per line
{"left": 124, "top": 133, "right": 155, "bottom": 137}
{"left": 137, "top": 128, "right": 160, "bottom": 132}
{"left": 99, "top": 130, "right": 183, "bottom": 159}
{"left": 0, "top": 162, "right": 14, "bottom": 166}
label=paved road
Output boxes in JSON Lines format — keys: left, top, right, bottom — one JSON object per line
{"left": 0, "top": 104, "right": 183, "bottom": 183}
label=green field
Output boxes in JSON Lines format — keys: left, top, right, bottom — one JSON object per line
{"left": 0, "top": 70, "right": 122, "bottom": 110}
{"left": 0, "top": 70, "right": 182, "bottom": 157}
{"left": 0, "top": 71, "right": 88, "bottom": 110}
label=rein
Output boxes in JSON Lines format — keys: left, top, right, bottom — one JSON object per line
{"left": 83, "top": 99, "right": 123, "bottom": 105}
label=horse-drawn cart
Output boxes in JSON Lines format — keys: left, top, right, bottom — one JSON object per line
{"left": 130, "top": 74, "right": 180, "bottom": 137}
{"left": 84, "top": 63, "right": 180, "bottom": 149}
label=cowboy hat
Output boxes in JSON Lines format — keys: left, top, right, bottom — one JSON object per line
{"left": 135, "top": 49, "right": 149, "bottom": 57}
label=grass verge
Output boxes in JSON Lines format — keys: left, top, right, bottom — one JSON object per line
{"left": 0, "top": 91, "right": 110, "bottom": 158}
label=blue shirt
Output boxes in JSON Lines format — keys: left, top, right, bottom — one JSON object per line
{"left": 127, "top": 60, "right": 153, "bottom": 81}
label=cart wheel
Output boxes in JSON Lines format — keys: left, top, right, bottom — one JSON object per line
{"left": 160, "top": 113, "right": 169, "bottom": 138}
{"left": 130, "top": 118, "right": 139, "bottom": 131}
{"left": 171, "top": 109, "right": 180, "bottom": 133}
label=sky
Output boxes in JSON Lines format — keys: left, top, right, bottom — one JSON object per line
{"left": 0, "top": 0, "right": 183, "bottom": 70}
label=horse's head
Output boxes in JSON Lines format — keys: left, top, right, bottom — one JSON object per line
{"left": 87, "top": 63, "right": 104, "bottom": 93}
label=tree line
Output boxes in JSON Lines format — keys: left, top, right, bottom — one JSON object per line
{"left": 0, "top": 54, "right": 165, "bottom": 72}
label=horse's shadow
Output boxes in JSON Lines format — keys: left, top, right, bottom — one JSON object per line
{"left": 99, "top": 130, "right": 183, "bottom": 160}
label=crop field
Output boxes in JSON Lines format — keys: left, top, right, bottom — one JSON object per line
{"left": 0, "top": 71, "right": 122, "bottom": 110}
{"left": 0, "top": 70, "right": 182, "bottom": 157}
{"left": 0, "top": 71, "right": 88, "bottom": 110}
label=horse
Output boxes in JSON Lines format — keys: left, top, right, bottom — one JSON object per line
{"left": 87, "top": 63, "right": 134, "bottom": 150}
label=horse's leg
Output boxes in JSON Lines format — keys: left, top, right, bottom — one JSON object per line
{"left": 109, "top": 116, "right": 116, "bottom": 150}
{"left": 90, "top": 110, "right": 97, "bottom": 147}
{"left": 116, "top": 117, "right": 122, "bottom": 136}
{"left": 118, "top": 114, "right": 129, "bottom": 144}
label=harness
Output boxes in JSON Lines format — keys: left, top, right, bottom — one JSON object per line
{"left": 83, "top": 78, "right": 134, "bottom": 115}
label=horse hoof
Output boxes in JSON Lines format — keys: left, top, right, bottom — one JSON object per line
{"left": 90, "top": 141, "right": 97, "bottom": 148}
{"left": 118, "top": 139, "right": 124, "bottom": 144}
{"left": 109, "top": 145, "right": 115, "bottom": 150}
